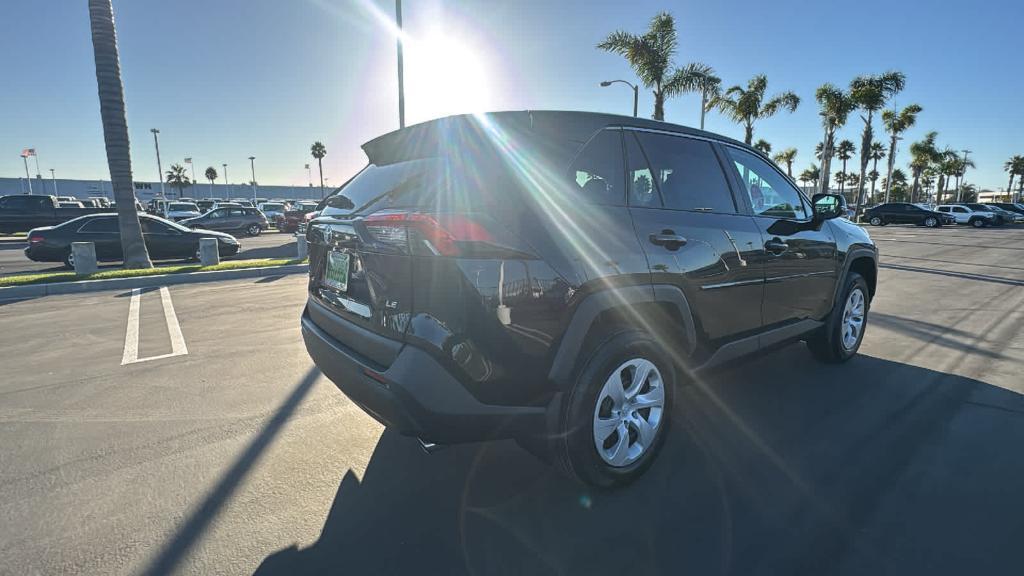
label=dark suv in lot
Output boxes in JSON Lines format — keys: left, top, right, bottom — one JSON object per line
{"left": 301, "top": 111, "right": 878, "bottom": 487}
{"left": 863, "top": 202, "right": 950, "bottom": 227}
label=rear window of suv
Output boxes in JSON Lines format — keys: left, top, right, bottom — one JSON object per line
{"left": 321, "top": 155, "right": 503, "bottom": 217}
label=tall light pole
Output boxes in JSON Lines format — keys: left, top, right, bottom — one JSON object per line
{"left": 20, "top": 151, "right": 34, "bottom": 195}
{"left": 222, "top": 163, "right": 228, "bottom": 198}
{"left": 184, "top": 157, "right": 196, "bottom": 196}
{"left": 600, "top": 80, "right": 638, "bottom": 118}
{"left": 396, "top": 0, "right": 405, "bottom": 128}
{"left": 50, "top": 169, "right": 58, "bottom": 195}
{"left": 248, "top": 156, "right": 257, "bottom": 204}
{"left": 958, "top": 149, "right": 972, "bottom": 202}
{"left": 151, "top": 128, "right": 165, "bottom": 197}
{"left": 305, "top": 163, "right": 312, "bottom": 187}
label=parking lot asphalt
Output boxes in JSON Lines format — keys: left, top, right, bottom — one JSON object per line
{"left": 1, "top": 225, "right": 1022, "bottom": 575}
{"left": 0, "top": 231, "right": 298, "bottom": 276}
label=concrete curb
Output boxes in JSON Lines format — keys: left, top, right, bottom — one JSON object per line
{"left": 0, "top": 264, "right": 308, "bottom": 299}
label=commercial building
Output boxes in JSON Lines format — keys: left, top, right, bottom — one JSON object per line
{"left": 0, "top": 176, "right": 333, "bottom": 203}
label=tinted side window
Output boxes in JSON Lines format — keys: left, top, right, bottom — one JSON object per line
{"left": 725, "top": 147, "right": 808, "bottom": 219}
{"left": 141, "top": 219, "right": 173, "bottom": 234}
{"left": 937, "top": 206, "right": 949, "bottom": 212}
{"left": 79, "top": 217, "right": 118, "bottom": 233}
{"left": 624, "top": 132, "right": 660, "bottom": 208}
{"left": 634, "top": 133, "right": 736, "bottom": 213}
{"left": 569, "top": 130, "right": 625, "bottom": 206}
{"left": 952, "top": 207, "right": 968, "bottom": 213}
{"left": 2, "top": 196, "right": 30, "bottom": 210}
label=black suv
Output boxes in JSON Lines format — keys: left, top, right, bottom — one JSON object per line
{"left": 301, "top": 111, "right": 878, "bottom": 487}
{"left": 863, "top": 202, "right": 949, "bottom": 227}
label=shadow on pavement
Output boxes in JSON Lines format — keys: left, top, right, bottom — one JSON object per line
{"left": 234, "top": 241, "right": 297, "bottom": 260}
{"left": 880, "top": 263, "right": 1024, "bottom": 286}
{"left": 254, "top": 345, "right": 1024, "bottom": 576}
{"left": 143, "top": 367, "right": 321, "bottom": 576}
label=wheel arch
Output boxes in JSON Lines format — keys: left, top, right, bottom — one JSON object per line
{"left": 547, "top": 284, "right": 697, "bottom": 389}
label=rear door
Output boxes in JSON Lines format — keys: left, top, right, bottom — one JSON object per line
{"left": 141, "top": 218, "right": 188, "bottom": 259}
{"left": 76, "top": 216, "right": 122, "bottom": 259}
{"left": 722, "top": 146, "right": 838, "bottom": 327}
{"left": 626, "top": 130, "right": 765, "bottom": 343}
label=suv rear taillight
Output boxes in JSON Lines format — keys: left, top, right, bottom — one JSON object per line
{"left": 28, "top": 234, "right": 45, "bottom": 244}
{"left": 364, "top": 212, "right": 493, "bottom": 257}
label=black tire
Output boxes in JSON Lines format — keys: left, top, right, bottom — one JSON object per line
{"left": 923, "top": 216, "right": 939, "bottom": 228}
{"left": 246, "top": 223, "right": 262, "bottom": 236}
{"left": 807, "top": 272, "right": 870, "bottom": 363}
{"left": 868, "top": 216, "right": 883, "bottom": 226}
{"left": 62, "top": 249, "right": 75, "bottom": 270}
{"left": 555, "top": 330, "right": 674, "bottom": 488}
{"left": 970, "top": 218, "right": 986, "bottom": 228}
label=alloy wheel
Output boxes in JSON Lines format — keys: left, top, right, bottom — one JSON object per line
{"left": 592, "top": 358, "right": 665, "bottom": 467}
{"left": 870, "top": 217, "right": 881, "bottom": 226}
{"left": 841, "top": 288, "right": 866, "bottom": 351}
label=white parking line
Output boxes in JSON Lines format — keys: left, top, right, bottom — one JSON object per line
{"left": 121, "top": 287, "right": 188, "bottom": 365}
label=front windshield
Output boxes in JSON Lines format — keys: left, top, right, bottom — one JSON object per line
{"left": 169, "top": 203, "right": 197, "bottom": 211}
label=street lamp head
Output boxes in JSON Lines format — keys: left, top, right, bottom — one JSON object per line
{"left": 150, "top": 128, "right": 159, "bottom": 134}
{"left": 600, "top": 81, "right": 612, "bottom": 87}
{"left": 248, "top": 156, "right": 255, "bottom": 161}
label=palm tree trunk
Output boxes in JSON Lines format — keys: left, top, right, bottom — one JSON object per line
{"left": 786, "top": 160, "right": 793, "bottom": 178}
{"left": 653, "top": 83, "right": 664, "bottom": 121}
{"left": 855, "top": 112, "right": 872, "bottom": 218}
{"left": 88, "top": 0, "right": 151, "bottom": 269}
{"left": 884, "top": 135, "right": 898, "bottom": 204}
{"left": 317, "top": 157, "right": 325, "bottom": 199}
{"left": 870, "top": 157, "right": 879, "bottom": 202}
{"left": 1009, "top": 174, "right": 1015, "bottom": 200}
{"left": 819, "top": 129, "right": 833, "bottom": 195}
{"left": 840, "top": 159, "right": 848, "bottom": 196}
{"left": 911, "top": 172, "right": 920, "bottom": 203}
{"left": 744, "top": 122, "right": 753, "bottom": 145}
{"left": 699, "top": 91, "right": 707, "bottom": 130}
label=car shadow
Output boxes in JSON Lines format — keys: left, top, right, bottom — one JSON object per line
{"left": 253, "top": 345, "right": 1024, "bottom": 576}
{"left": 232, "top": 241, "right": 297, "bottom": 260}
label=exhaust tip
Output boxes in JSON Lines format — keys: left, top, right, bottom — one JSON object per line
{"left": 417, "top": 438, "right": 444, "bottom": 454}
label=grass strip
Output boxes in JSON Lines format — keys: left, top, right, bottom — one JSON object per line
{"left": 0, "top": 258, "right": 307, "bottom": 287}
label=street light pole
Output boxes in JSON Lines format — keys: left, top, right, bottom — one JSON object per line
{"left": 50, "top": 169, "right": 58, "bottom": 195}
{"left": 599, "top": 80, "right": 638, "bottom": 117}
{"left": 21, "top": 153, "right": 33, "bottom": 195}
{"left": 185, "top": 157, "right": 196, "bottom": 196}
{"left": 958, "top": 149, "right": 972, "bottom": 202}
{"left": 151, "top": 128, "right": 165, "bottom": 197}
{"left": 396, "top": 0, "right": 405, "bottom": 128}
{"left": 248, "top": 156, "right": 257, "bottom": 204}
{"left": 222, "top": 163, "right": 228, "bottom": 198}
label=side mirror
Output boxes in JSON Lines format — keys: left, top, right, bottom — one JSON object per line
{"left": 811, "top": 193, "right": 845, "bottom": 221}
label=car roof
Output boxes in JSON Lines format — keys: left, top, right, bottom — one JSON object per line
{"left": 360, "top": 109, "right": 755, "bottom": 167}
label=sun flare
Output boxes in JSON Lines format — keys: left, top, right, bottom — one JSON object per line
{"left": 404, "top": 32, "right": 491, "bottom": 120}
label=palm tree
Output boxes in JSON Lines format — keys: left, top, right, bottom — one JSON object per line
{"left": 1005, "top": 155, "right": 1024, "bottom": 201}
{"left": 754, "top": 139, "right": 772, "bottom": 155}
{"left": 204, "top": 166, "right": 218, "bottom": 198}
{"left": 935, "top": 148, "right": 960, "bottom": 203}
{"left": 598, "top": 12, "right": 687, "bottom": 121}
{"left": 165, "top": 163, "right": 191, "bottom": 199}
{"left": 908, "top": 131, "right": 939, "bottom": 203}
{"left": 834, "top": 171, "right": 847, "bottom": 194}
{"left": 835, "top": 139, "right": 856, "bottom": 197}
{"left": 952, "top": 155, "right": 975, "bottom": 200}
{"left": 882, "top": 168, "right": 909, "bottom": 201}
{"left": 772, "top": 147, "right": 798, "bottom": 178}
{"left": 87, "top": 0, "right": 150, "bottom": 268}
{"left": 814, "top": 83, "right": 855, "bottom": 195}
{"left": 846, "top": 173, "right": 860, "bottom": 191}
{"left": 881, "top": 103, "right": 923, "bottom": 202}
{"left": 668, "top": 62, "right": 720, "bottom": 129}
{"left": 311, "top": 141, "right": 327, "bottom": 199}
{"left": 799, "top": 164, "right": 820, "bottom": 189}
{"left": 959, "top": 183, "right": 978, "bottom": 202}
{"left": 710, "top": 74, "right": 799, "bottom": 144}
{"left": 849, "top": 71, "right": 906, "bottom": 217}
{"left": 867, "top": 142, "right": 886, "bottom": 202}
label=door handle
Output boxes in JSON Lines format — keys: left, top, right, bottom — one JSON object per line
{"left": 649, "top": 230, "right": 687, "bottom": 250}
{"left": 765, "top": 238, "right": 788, "bottom": 255}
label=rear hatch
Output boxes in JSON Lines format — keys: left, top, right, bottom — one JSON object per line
{"left": 306, "top": 141, "right": 536, "bottom": 367}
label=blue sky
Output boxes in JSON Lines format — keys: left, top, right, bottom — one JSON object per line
{"left": 2, "top": 0, "right": 1021, "bottom": 191}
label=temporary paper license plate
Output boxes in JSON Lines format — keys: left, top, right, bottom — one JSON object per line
{"left": 324, "top": 250, "right": 350, "bottom": 292}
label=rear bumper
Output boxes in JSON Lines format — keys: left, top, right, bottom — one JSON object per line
{"left": 301, "top": 305, "right": 546, "bottom": 444}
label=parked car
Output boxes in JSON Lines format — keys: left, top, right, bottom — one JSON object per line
{"left": 163, "top": 202, "right": 202, "bottom": 222}
{"left": 0, "top": 194, "right": 108, "bottom": 233}
{"left": 257, "top": 202, "right": 287, "bottom": 224}
{"left": 88, "top": 197, "right": 112, "bottom": 208}
{"left": 276, "top": 202, "right": 320, "bottom": 233}
{"left": 180, "top": 206, "right": 268, "bottom": 236}
{"left": 25, "top": 213, "right": 239, "bottom": 268}
{"left": 300, "top": 111, "right": 878, "bottom": 487}
{"left": 985, "top": 205, "right": 1024, "bottom": 223}
{"left": 957, "top": 203, "right": 1008, "bottom": 226}
{"left": 987, "top": 202, "right": 1024, "bottom": 216}
{"left": 56, "top": 196, "right": 77, "bottom": 203}
{"left": 863, "top": 202, "right": 949, "bottom": 227}
{"left": 229, "top": 198, "right": 255, "bottom": 207}
{"left": 196, "top": 199, "right": 216, "bottom": 213}
{"left": 58, "top": 201, "right": 84, "bottom": 208}
{"left": 936, "top": 204, "right": 998, "bottom": 227}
